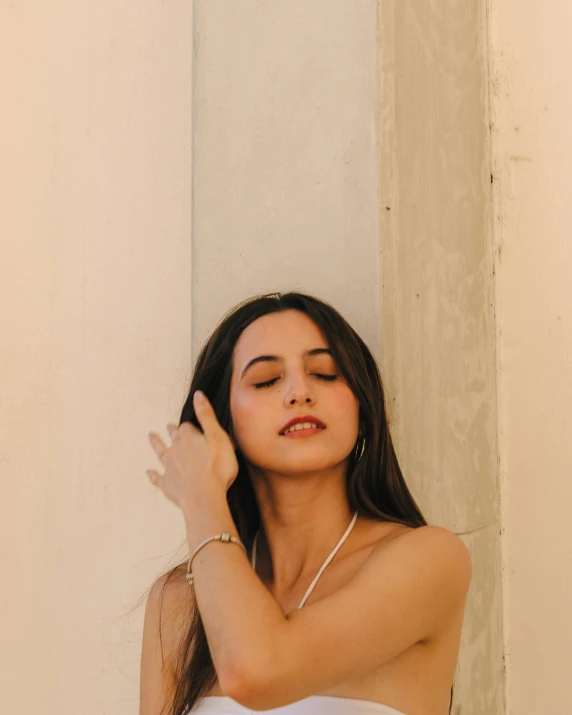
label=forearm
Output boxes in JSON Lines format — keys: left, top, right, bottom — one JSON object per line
{"left": 182, "top": 490, "right": 286, "bottom": 693}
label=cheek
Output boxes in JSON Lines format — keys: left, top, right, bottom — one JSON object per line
{"left": 331, "top": 385, "right": 360, "bottom": 422}
{"left": 229, "top": 390, "right": 267, "bottom": 444}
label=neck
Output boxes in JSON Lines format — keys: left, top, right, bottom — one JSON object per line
{"left": 250, "top": 486, "right": 358, "bottom": 593}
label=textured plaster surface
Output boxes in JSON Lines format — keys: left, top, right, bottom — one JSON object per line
{"left": 455, "top": 526, "right": 505, "bottom": 714}
{"left": 0, "top": 2, "right": 193, "bottom": 712}
{"left": 489, "top": 1, "right": 572, "bottom": 712}
{"left": 7, "top": 2, "right": 570, "bottom": 714}
{"left": 377, "top": 1, "right": 505, "bottom": 712}
{"left": 192, "top": 0, "right": 382, "bottom": 360}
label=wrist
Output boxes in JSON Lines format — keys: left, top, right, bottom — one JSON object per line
{"left": 181, "top": 484, "right": 227, "bottom": 517}
{"left": 182, "top": 487, "right": 233, "bottom": 538}
{"left": 182, "top": 489, "right": 241, "bottom": 565}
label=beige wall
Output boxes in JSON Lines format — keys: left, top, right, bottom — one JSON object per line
{"left": 0, "top": 2, "right": 193, "bottom": 712}
{"left": 2, "top": 2, "right": 571, "bottom": 715}
{"left": 490, "top": 1, "right": 572, "bottom": 713}
{"left": 192, "top": 0, "right": 382, "bottom": 360}
{"left": 378, "top": 2, "right": 504, "bottom": 713}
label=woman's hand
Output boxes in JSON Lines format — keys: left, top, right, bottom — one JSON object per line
{"left": 146, "top": 391, "right": 239, "bottom": 509}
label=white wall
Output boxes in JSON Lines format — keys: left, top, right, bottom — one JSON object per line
{"left": 4, "top": 2, "right": 571, "bottom": 714}
{"left": 0, "top": 3, "right": 193, "bottom": 713}
{"left": 490, "top": 1, "right": 572, "bottom": 712}
{"left": 192, "top": 0, "right": 382, "bottom": 359}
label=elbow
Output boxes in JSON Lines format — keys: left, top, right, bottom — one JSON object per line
{"left": 222, "top": 668, "right": 265, "bottom": 710}
{"left": 223, "top": 659, "right": 278, "bottom": 711}
{"left": 223, "top": 618, "right": 288, "bottom": 709}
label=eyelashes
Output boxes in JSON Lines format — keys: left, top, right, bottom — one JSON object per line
{"left": 254, "top": 374, "right": 338, "bottom": 389}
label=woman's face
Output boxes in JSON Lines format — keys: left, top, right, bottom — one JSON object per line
{"left": 229, "top": 310, "right": 360, "bottom": 474}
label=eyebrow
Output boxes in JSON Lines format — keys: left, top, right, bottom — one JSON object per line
{"left": 240, "top": 348, "right": 333, "bottom": 379}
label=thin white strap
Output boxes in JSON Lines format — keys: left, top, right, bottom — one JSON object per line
{"left": 250, "top": 511, "right": 359, "bottom": 610}
{"left": 297, "top": 511, "right": 358, "bottom": 609}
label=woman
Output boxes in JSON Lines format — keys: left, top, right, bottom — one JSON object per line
{"left": 139, "top": 291, "right": 472, "bottom": 715}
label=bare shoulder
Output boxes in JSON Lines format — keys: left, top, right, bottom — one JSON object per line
{"left": 146, "top": 565, "right": 195, "bottom": 679}
{"left": 382, "top": 523, "right": 471, "bottom": 556}
{"left": 139, "top": 569, "right": 192, "bottom": 715}
{"left": 368, "top": 523, "right": 473, "bottom": 613}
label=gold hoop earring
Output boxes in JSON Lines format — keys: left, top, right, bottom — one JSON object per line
{"left": 355, "top": 436, "right": 366, "bottom": 461}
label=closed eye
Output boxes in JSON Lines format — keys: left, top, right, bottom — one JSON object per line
{"left": 254, "top": 374, "right": 338, "bottom": 389}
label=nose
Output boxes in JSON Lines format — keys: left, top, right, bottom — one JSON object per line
{"left": 284, "top": 372, "right": 315, "bottom": 406}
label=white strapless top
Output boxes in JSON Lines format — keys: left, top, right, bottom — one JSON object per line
{"left": 190, "top": 512, "right": 408, "bottom": 715}
{"left": 193, "top": 694, "right": 408, "bottom": 714}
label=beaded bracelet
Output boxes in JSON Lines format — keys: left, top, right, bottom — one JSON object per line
{"left": 186, "top": 532, "right": 247, "bottom": 586}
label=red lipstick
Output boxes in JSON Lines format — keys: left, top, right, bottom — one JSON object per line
{"left": 279, "top": 415, "right": 326, "bottom": 435}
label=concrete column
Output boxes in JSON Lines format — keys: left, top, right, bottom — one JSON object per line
{"left": 377, "top": 2, "right": 504, "bottom": 712}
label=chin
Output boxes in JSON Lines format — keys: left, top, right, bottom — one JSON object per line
{"left": 262, "top": 454, "right": 346, "bottom": 474}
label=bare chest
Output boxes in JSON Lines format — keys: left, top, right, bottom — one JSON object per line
{"left": 204, "top": 521, "right": 462, "bottom": 714}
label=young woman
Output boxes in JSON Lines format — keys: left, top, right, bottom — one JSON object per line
{"left": 139, "top": 292, "right": 472, "bottom": 715}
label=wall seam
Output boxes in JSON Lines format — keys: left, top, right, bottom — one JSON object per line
{"left": 190, "top": 0, "right": 197, "bottom": 369}
{"left": 483, "top": 0, "right": 510, "bottom": 712}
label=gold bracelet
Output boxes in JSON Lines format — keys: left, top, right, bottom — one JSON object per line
{"left": 186, "top": 532, "right": 247, "bottom": 586}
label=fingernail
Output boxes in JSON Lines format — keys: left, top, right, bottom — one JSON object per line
{"left": 194, "top": 390, "right": 205, "bottom": 403}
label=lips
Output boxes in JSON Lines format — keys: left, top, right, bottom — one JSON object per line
{"left": 279, "top": 415, "right": 326, "bottom": 435}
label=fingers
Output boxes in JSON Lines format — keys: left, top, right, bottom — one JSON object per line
{"left": 147, "top": 393, "right": 221, "bottom": 500}
{"left": 193, "top": 391, "right": 223, "bottom": 441}
{"left": 167, "top": 423, "right": 179, "bottom": 441}
{"left": 147, "top": 428, "right": 174, "bottom": 496}
{"left": 146, "top": 468, "right": 163, "bottom": 488}
{"left": 148, "top": 431, "right": 169, "bottom": 463}
{"left": 149, "top": 423, "right": 179, "bottom": 463}
{"left": 147, "top": 422, "right": 185, "bottom": 491}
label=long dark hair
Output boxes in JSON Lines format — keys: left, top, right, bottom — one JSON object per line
{"left": 149, "top": 291, "right": 454, "bottom": 715}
